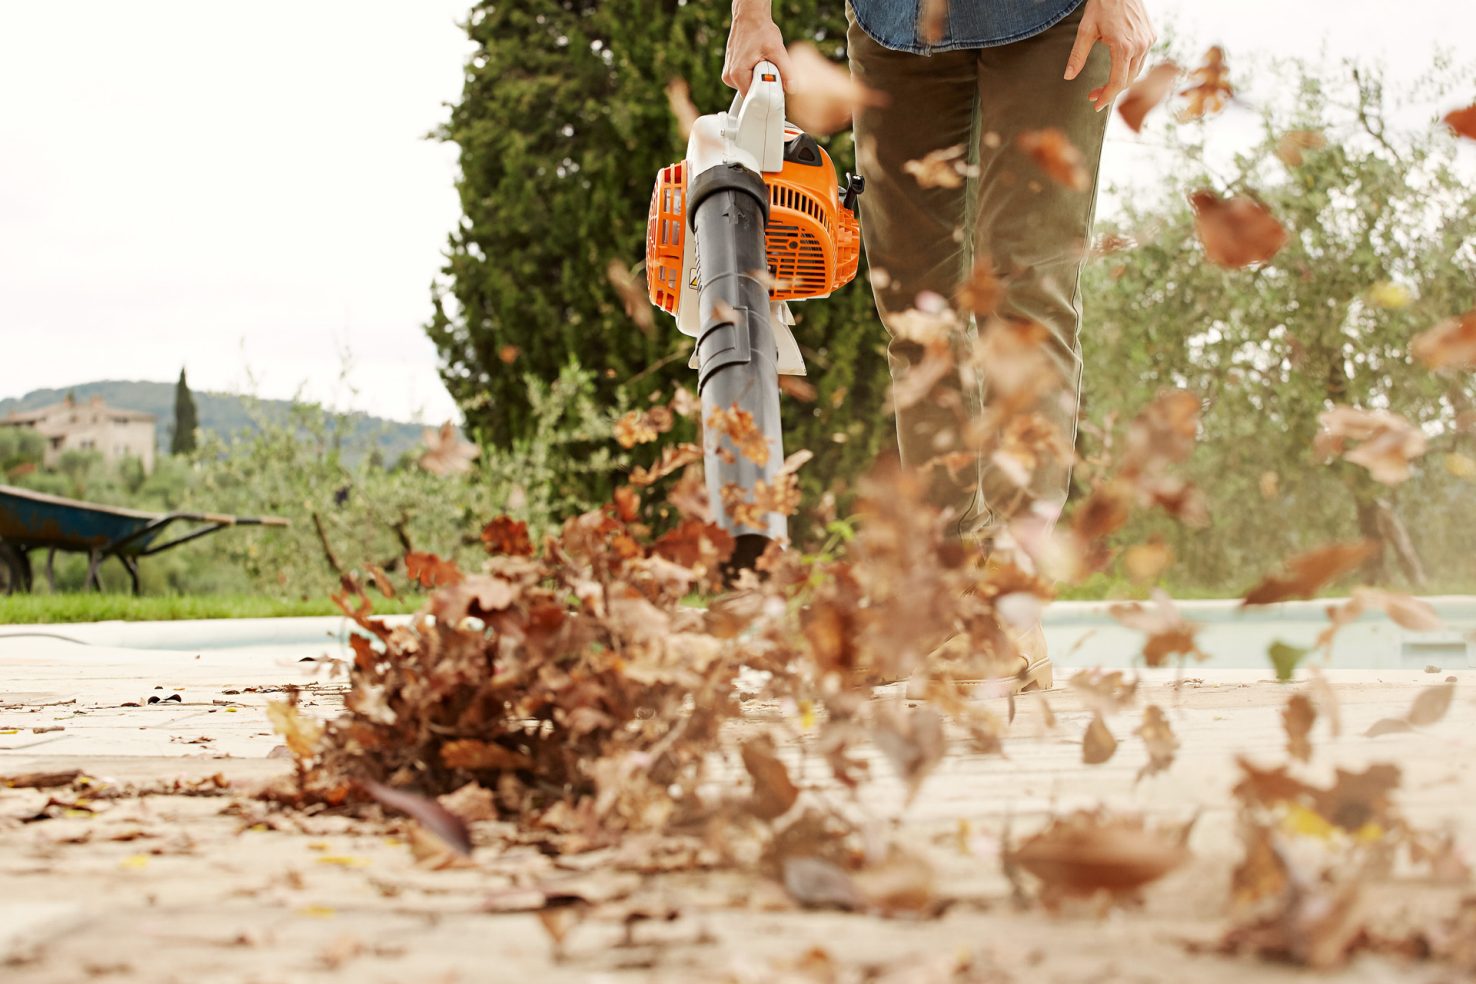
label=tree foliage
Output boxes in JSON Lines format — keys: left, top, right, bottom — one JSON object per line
{"left": 426, "top": 0, "right": 893, "bottom": 533}
{"left": 1082, "top": 59, "right": 1476, "bottom": 588}
{"left": 171, "top": 367, "right": 199, "bottom": 455}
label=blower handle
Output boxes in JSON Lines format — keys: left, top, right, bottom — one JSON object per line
{"left": 724, "top": 60, "right": 786, "bottom": 175}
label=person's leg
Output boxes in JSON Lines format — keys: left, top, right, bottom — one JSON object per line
{"left": 970, "top": 2, "right": 1112, "bottom": 536}
{"left": 846, "top": 10, "right": 988, "bottom": 540}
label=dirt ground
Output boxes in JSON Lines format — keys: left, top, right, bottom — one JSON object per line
{"left": 2, "top": 635, "right": 1473, "bottom": 983}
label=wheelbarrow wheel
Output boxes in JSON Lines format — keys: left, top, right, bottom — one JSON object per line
{"left": 0, "top": 541, "right": 31, "bottom": 595}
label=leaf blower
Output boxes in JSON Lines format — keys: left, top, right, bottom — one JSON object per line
{"left": 645, "top": 63, "right": 864, "bottom": 571}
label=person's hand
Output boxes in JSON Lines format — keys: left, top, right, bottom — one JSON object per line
{"left": 1063, "top": 0, "right": 1157, "bottom": 112}
{"left": 723, "top": 0, "right": 794, "bottom": 95}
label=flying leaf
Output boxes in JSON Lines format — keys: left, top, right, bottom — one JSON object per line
{"left": 902, "top": 143, "right": 972, "bottom": 190}
{"left": 1134, "top": 705, "right": 1178, "bottom": 780}
{"left": 364, "top": 780, "right": 473, "bottom": 857}
{"left": 1118, "top": 62, "right": 1181, "bottom": 133}
{"left": 782, "top": 856, "right": 862, "bottom": 910}
{"left": 606, "top": 259, "right": 655, "bottom": 336}
{"left": 1267, "top": 641, "right": 1310, "bottom": 683}
{"left": 1411, "top": 310, "right": 1476, "bottom": 371}
{"left": 1406, "top": 682, "right": 1455, "bottom": 727}
{"left": 1443, "top": 103, "right": 1476, "bottom": 140}
{"left": 873, "top": 704, "right": 946, "bottom": 802}
{"left": 1017, "top": 128, "right": 1089, "bottom": 191}
{"left": 481, "top": 516, "right": 533, "bottom": 556}
{"left": 1189, "top": 190, "right": 1287, "bottom": 268}
{"left": 1178, "top": 46, "right": 1232, "bottom": 121}
{"left": 1241, "top": 541, "right": 1376, "bottom": 606}
{"left": 1363, "top": 717, "right": 1414, "bottom": 738}
{"left": 266, "top": 699, "right": 323, "bottom": 760}
{"left": 1082, "top": 712, "right": 1118, "bottom": 765}
{"left": 1282, "top": 693, "right": 1316, "bottom": 762}
{"left": 741, "top": 735, "right": 800, "bottom": 821}
{"left": 418, "top": 422, "right": 480, "bottom": 477}
{"left": 919, "top": 0, "right": 948, "bottom": 45}
{"left": 664, "top": 77, "right": 699, "bottom": 139}
{"left": 1274, "top": 129, "right": 1327, "bottom": 167}
{"left": 1007, "top": 808, "right": 1191, "bottom": 908}
{"left": 784, "top": 42, "right": 885, "bottom": 136}
{"left": 1313, "top": 406, "right": 1428, "bottom": 485}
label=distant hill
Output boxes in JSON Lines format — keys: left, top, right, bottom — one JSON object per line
{"left": 0, "top": 380, "right": 431, "bottom": 462}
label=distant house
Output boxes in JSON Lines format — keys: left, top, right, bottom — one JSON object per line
{"left": 1, "top": 394, "right": 156, "bottom": 472}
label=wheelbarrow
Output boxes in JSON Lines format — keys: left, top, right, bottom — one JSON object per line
{"left": 0, "top": 484, "right": 288, "bottom": 595}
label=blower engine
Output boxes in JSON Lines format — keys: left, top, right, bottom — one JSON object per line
{"left": 645, "top": 62, "right": 863, "bottom": 570}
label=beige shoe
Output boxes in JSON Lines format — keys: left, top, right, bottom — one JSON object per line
{"left": 901, "top": 622, "right": 1053, "bottom": 696}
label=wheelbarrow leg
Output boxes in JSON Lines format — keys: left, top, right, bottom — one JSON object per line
{"left": 85, "top": 550, "right": 104, "bottom": 592}
{"left": 45, "top": 549, "right": 57, "bottom": 593}
{"left": 121, "top": 555, "right": 142, "bottom": 596}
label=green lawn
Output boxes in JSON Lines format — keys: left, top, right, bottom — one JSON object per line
{"left": 0, "top": 593, "right": 424, "bottom": 624}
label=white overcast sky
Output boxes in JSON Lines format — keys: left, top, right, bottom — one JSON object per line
{"left": 1, "top": 1, "right": 1472, "bottom": 425}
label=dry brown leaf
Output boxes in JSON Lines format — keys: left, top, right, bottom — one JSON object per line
{"left": 418, "top": 422, "right": 480, "bottom": 477}
{"left": 1351, "top": 586, "right": 1442, "bottom": 631}
{"left": 784, "top": 42, "right": 885, "bottom": 136}
{"left": 1082, "top": 712, "right": 1118, "bottom": 765}
{"left": 266, "top": 698, "right": 323, "bottom": 760}
{"left": 1364, "top": 717, "right": 1414, "bottom": 738}
{"left": 955, "top": 257, "right": 1004, "bottom": 318}
{"left": 1118, "top": 62, "right": 1182, "bottom": 133}
{"left": 1017, "top": 128, "right": 1089, "bottom": 191}
{"left": 628, "top": 442, "right": 704, "bottom": 487}
{"left": 1189, "top": 190, "right": 1287, "bottom": 268}
{"left": 1314, "top": 406, "right": 1428, "bottom": 484}
{"left": 1406, "top": 682, "right": 1456, "bottom": 727}
{"left": 1282, "top": 693, "right": 1316, "bottom": 763}
{"left": 919, "top": 0, "right": 948, "bottom": 45}
{"left": 440, "top": 739, "right": 534, "bottom": 772}
{"left": 1134, "top": 705, "right": 1178, "bottom": 780}
{"left": 901, "top": 143, "right": 972, "bottom": 190}
{"left": 873, "top": 704, "right": 946, "bottom": 803}
{"left": 1178, "top": 46, "right": 1233, "bottom": 121}
{"left": 1122, "top": 539, "right": 1173, "bottom": 584}
{"left": 1306, "top": 669, "right": 1342, "bottom": 738}
{"left": 1068, "top": 668, "right": 1140, "bottom": 715}
{"left": 1443, "top": 103, "right": 1476, "bottom": 140}
{"left": 741, "top": 735, "right": 800, "bottom": 821}
{"left": 664, "top": 77, "right": 699, "bottom": 139}
{"left": 364, "top": 780, "right": 472, "bottom": 857}
{"left": 1411, "top": 310, "right": 1476, "bottom": 371}
{"left": 1274, "top": 129, "right": 1328, "bottom": 167}
{"left": 480, "top": 516, "right": 533, "bottom": 556}
{"left": 437, "top": 782, "right": 497, "bottom": 823}
{"left": 782, "top": 855, "right": 862, "bottom": 910}
{"left": 1240, "top": 541, "right": 1376, "bottom": 607}
{"left": 606, "top": 259, "right": 655, "bottom": 336}
{"left": 778, "top": 375, "right": 817, "bottom": 401}
{"left": 1107, "top": 591, "right": 1203, "bottom": 667}
{"left": 1008, "top": 808, "right": 1191, "bottom": 908}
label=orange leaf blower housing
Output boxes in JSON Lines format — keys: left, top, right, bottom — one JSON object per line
{"left": 647, "top": 127, "right": 861, "bottom": 315}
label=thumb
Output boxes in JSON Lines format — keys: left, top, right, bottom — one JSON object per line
{"left": 773, "top": 46, "right": 797, "bottom": 92}
{"left": 1063, "top": 24, "right": 1097, "bottom": 80}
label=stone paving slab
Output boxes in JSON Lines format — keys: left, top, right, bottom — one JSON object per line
{"left": 2, "top": 631, "right": 1473, "bottom": 982}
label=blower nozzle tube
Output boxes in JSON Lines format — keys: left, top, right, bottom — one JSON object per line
{"left": 689, "top": 163, "right": 785, "bottom": 563}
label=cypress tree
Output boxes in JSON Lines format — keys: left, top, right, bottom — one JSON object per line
{"left": 171, "top": 367, "right": 199, "bottom": 455}
{"left": 427, "top": 1, "right": 893, "bottom": 530}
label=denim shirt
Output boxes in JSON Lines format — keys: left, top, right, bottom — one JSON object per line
{"left": 849, "top": 0, "right": 1085, "bottom": 54}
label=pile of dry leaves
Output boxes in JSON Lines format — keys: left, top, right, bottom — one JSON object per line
{"left": 250, "top": 39, "right": 1476, "bottom": 977}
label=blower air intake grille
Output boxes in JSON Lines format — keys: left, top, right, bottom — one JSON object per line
{"left": 645, "top": 148, "right": 862, "bottom": 315}
{"left": 645, "top": 161, "right": 687, "bottom": 314}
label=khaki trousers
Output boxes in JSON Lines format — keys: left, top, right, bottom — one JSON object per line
{"left": 846, "top": 2, "right": 1111, "bottom": 545}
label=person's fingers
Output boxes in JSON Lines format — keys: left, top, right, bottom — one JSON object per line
{"left": 1094, "top": 42, "right": 1130, "bottom": 110}
{"left": 772, "top": 45, "right": 797, "bottom": 92}
{"left": 1063, "top": 20, "right": 1098, "bottom": 80}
